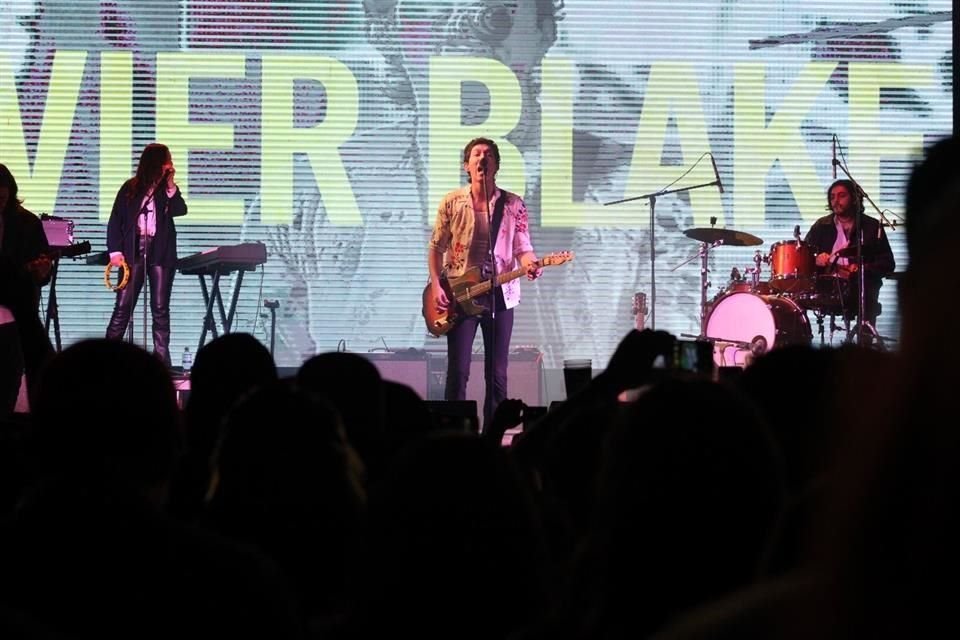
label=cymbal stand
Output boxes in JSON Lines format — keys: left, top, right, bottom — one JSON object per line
{"left": 672, "top": 238, "right": 723, "bottom": 336}
{"left": 748, "top": 250, "right": 763, "bottom": 291}
{"left": 44, "top": 255, "right": 63, "bottom": 351}
{"left": 828, "top": 316, "right": 835, "bottom": 344}
{"left": 813, "top": 310, "right": 826, "bottom": 346}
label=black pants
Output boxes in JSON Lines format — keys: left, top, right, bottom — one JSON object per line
{"left": 842, "top": 278, "right": 882, "bottom": 325}
{"left": 105, "top": 237, "right": 174, "bottom": 366}
{"left": 445, "top": 306, "right": 514, "bottom": 429}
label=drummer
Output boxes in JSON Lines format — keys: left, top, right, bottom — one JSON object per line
{"left": 803, "top": 179, "right": 895, "bottom": 324}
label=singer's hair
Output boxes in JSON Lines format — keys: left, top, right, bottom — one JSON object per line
{"left": 462, "top": 137, "right": 501, "bottom": 167}
{"left": 0, "top": 163, "right": 23, "bottom": 216}
{"left": 826, "top": 179, "right": 864, "bottom": 216}
{"left": 127, "top": 143, "right": 172, "bottom": 202}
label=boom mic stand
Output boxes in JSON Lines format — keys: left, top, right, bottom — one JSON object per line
{"left": 604, "top": 168, "right": 723, "bottom": 330}
{"left": 831, "top": 157, "right": 896, "bottom": 347}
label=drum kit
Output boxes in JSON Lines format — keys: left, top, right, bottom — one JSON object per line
{"left": 679, "top": 225, "right": 862, "bottom": 367}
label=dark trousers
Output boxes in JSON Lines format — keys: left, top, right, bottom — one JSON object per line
{"left": 105, "top": 237, "right": 174, "bottom": 366}
{"left": 445, "top": 307, "right": 514, "bottom": 428}
{"left": 842, "top": 278, "right": 882, "bottom": 325}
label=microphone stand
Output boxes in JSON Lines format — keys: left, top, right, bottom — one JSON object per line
{"left": 138, "top": 176, "right": 166, "bottom": 359}
{"left": 605, "top": 177, "right": 721, "bottom": 330}
{"left": 480, "top": 165, "right": 496, "bottom": 431}
{"left": 831, "top": 159, "right": 895, "bottom": 346}
{"left": 142, "top": 208, "right": 149, "bottom": 356}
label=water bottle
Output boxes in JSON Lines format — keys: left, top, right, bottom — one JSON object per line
{"left": 181, "top": 346, "right": 193, "bottom": 373}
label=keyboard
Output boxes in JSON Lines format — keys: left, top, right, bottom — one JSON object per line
{"left": 177, "top": 242, "right": 267, "bottom": 275}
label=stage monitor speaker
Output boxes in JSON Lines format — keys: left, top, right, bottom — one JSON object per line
{"left": 362, "top": 351, "right": 429, "bottom": 400}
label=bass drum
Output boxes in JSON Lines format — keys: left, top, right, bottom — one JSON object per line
{"left": 705, "top": 292, "right": 812, "bottom": 367}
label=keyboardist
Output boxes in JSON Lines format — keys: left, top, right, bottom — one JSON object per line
{"left": 104, "top": 143, "right": 187, "bottom": 367}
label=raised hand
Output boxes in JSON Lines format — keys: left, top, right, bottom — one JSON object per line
{"left": 603, "top": 329, "right": 677, "bottom": 392}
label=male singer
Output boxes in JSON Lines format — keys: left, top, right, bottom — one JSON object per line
{"left": 428, "top": 138, "right": 541, "bottom": 427}
{"left": 105, "top": 143, "right": 187, "bottom": 366}
{"left": 804, "top": 179, "right": 895, "bottom": 327}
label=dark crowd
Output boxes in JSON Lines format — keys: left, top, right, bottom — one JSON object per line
{"left": 0, "top": 138, "right": 958, "bottom": 640}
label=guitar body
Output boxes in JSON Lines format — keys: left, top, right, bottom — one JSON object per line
{"left": 422, "top": 267, "right": 490, "bottom": 337}
{"left": 421, "top": 251, "right": 575, "bottom": 337}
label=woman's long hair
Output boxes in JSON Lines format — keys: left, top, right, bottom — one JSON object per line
{"left": 0, "top": 163, "right": 22, "bottom": 217}
{"left": 127, "top": 143, "right": 171, "bottom": 203}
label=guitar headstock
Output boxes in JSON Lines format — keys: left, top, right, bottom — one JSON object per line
{"left": 632, "top": 291, "right": 648, "bottom": 316}
{"left": 539, "top": 251, "right": 574, "bottom": 267}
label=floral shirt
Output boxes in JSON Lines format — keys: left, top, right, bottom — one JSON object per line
{"left": 429, "top": 185, "right": 534, "bottom": 309}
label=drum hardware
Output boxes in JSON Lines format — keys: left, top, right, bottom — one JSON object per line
{"left": 752, "top": 250, "right": 764, "bottom": 288}
{"left": 682, "top": 227, "right": 764, "bottom": 247}
{"left": 687, "top": 333, "right": 768, "bottom": 355}
{"left": 809, "top": 309, "right": 844, "bottom": 346}
{"left": 833, "top": 243, "right": 885, "bottom": 259}
{"left": 675, "top": 222, "right": 765, "bottom": 337}
{"left": 672, "top": 236, "right": 722, "bottom": 337}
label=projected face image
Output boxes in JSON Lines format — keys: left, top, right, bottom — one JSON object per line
{"left": 247, "top": 0, "right": 567, "bottom": 363}
{"left": 5, "top": 0, "right": 949, "bottom": 375}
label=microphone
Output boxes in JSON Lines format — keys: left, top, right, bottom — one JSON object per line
{"left": 794, "top": 224, "right": 801, "bottom": 242}
{"left": 832, "top": 136, "right": 837, "bottom": 180}
{"left": 709, "top": 153, "right": 724, "bottom": 194}
{"left": 478, "top": 157, "right": 488, "bottom": 174}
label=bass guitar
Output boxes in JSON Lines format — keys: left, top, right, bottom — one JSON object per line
{"left": 422, "top": 251, "right": 574, "bottom": 337}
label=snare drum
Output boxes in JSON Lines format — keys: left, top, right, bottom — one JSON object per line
{"left": 769, "top": 241, "right": 815, "bottom": 294}
{"left": 797, "top": 274, "right": 851, "bottom": 316}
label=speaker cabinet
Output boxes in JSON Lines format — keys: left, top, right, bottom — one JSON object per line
{"left": 465, "top": 348, "right": 543, "bottom": 407}
{"left": 362, "top": 351, "right": 429, "bottom": 399}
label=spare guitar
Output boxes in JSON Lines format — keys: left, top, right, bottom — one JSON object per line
{"left": 422, "top": 250, "right": 574, "bottom": 337}
{"left": 632, "top": 291, "right": 648, "bottom": 331}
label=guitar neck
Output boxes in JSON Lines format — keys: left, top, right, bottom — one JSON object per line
{"left": 457, "top": 265, "right": 528, "bottom": 301}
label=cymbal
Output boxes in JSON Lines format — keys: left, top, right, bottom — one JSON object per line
{"left": 683, "top": 227, "right": 763, "bottom": 246}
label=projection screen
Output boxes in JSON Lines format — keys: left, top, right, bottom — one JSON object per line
{"left": 0, "top": 1, "right": 951, "bottom": 374}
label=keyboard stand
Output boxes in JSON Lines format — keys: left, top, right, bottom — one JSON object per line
{"left": 43, "top": 256, "right": 63, "bottom": 351}
{"left": 195, "top": 268, "right": 247, "bottom": 351}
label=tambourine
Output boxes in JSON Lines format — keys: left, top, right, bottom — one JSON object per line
{"left": 104, "top": 256, "right": 130, "bottom": 291}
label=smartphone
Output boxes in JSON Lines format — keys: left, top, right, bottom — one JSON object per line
{"left": 522, "top": 405, "right": 548, "bottom": 427}
{"left": 673, "top": 338, "right": 715, "bottom": 377}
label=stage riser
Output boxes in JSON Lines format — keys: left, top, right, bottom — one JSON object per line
{"left": 176, "top": 353, "right": 544, "bottom": 409}
{"left": 363, "top": 353, "right": 543, "bottom": 406}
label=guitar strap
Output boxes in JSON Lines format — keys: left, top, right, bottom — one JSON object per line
{"left": 489, "top": 192, "right": 507, "bottom": 311}
{"left": 491, "top": 190, "right": 506, "bottom": 241}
